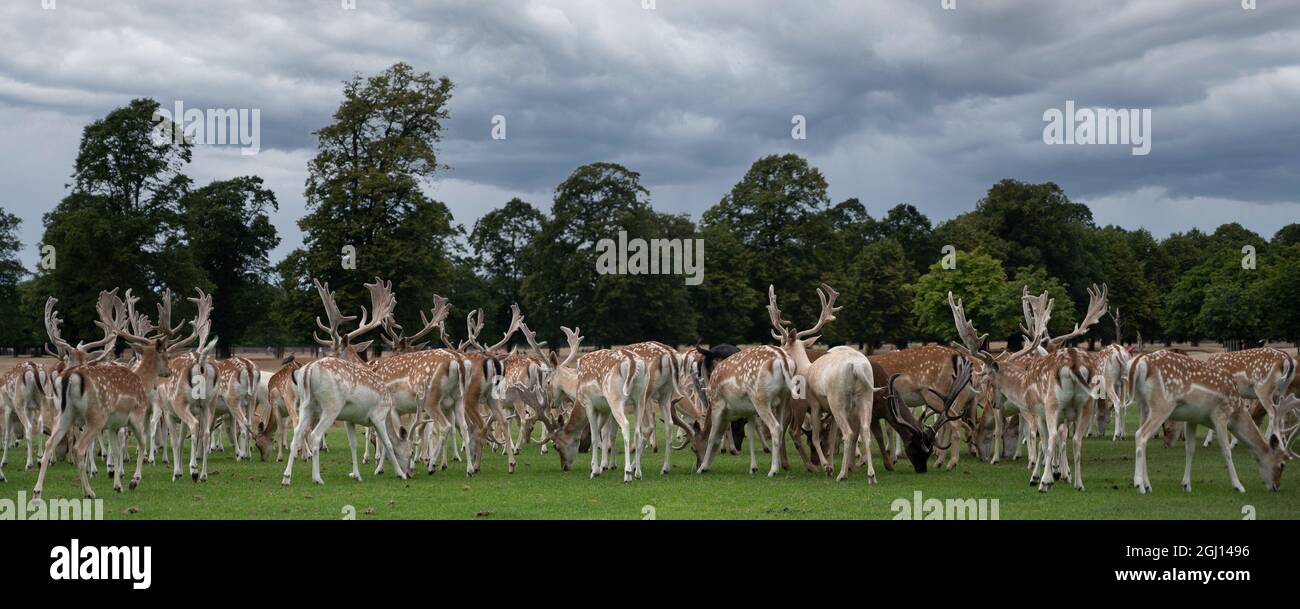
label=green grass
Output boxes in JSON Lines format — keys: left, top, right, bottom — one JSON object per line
{"left": 4, "top": 414, "right": 1298, "bottom": 519}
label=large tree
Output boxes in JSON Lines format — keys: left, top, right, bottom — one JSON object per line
{"left": 37, "top": 98, "right": 195, "bottom": 341}
{"left": 522, "top": 162, "right": 698, "bottom": 346}
{"left": 295, "top": 62, "right": 459, "bottom": 340}
{"left": 0, "top": 208, "right": 27, "bottom": 351}
{"left": 702, "top": 154, "right": 831, "bottom": 341}
{"left": 178, "top": 176, "right": 280, "bottom": 356}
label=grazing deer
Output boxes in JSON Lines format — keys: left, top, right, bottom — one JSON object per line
{"left": 871, "top": 356, "right": 973, "bottom": 473}
{"left": 866, "top": 344, "right": 980, "bottom": 471}
{"left": 282, "top": 278, "right": 410, "bottom": 485}
{"left": 253, "top": 356, "right": 302, "bottom": 462}
{"left": 370, "top": 295, "right": 465, "bottom": 475}
{"left": 1201, "top": 348, "right": 1296, "bottom": 448}
{"left": 501, "top": 321, "right": 555, "bottom": 457}
{"left": 949, "top": 291, "right": 1050, "bottom": 483}
{"left": 1086, "top": 307, "right": 1131, "bottom": 440}
{"left": 537, "top": 326, "right": 589, "bottom": 471}
{"left": 1126, "top": 349, "right": 1296, "bottom": 493}
{"left": 454, "top": 305, "right": 524, "bottom": 474}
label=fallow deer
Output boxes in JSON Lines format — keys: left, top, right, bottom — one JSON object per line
{"left": 1126, "top": 349, "right": 1296, "bottom": 493}
{"left": 282, "top": 278, "right": 410, "bottom": 485}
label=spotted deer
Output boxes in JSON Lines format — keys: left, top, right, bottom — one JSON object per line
{"left": 621, "top": 341, "right": 681, "bottom": 474}
{"left": 867, "top": 345, "right": 980, "bottom": 471}
{"left": 501, "top": 321, "right": 554, "bottom": 457}
{"left": 33, "top": 291, "right": 161, "bottom": 499}
{"left": 156, "top": 290, "right": 220, "bottom": 482}
{"left": 1201, "top": 348, "right": 1296, "bottom": 450}
{"left": 949, "top": 290, "right": 1050, "bottom": 484}
{"left": 253, "top": 356, "right": 303, "bottom": 462}
{"left": 1126, "top": 349, "right": 1296, "bottom": 493}
{"left": 371, "top": 294, "right": 464, "bottom": 475}
{"left": 282, "top": 278, "right": 410, "bottom": 485}
{"left": 1, "top": 361, "right": 49, "bottom": 478}
{"left": 574, "top": 347, "right": 647, "bottom": 481}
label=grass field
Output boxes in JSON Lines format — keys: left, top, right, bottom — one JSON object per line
{"left": 4, "top": 407, "right": 1297, "bottom": 519}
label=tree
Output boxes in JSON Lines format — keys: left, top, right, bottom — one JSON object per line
{"left": 830, "top": 238, "right": 916, "bottom": 350}
{"left": 879, "top": 204, "right": 937, "bottom": 275}
{"left": 295, "top": 62, "right": 459, "bottom": 345}
{"left": 688, "top": 223, "right": 761, "bottom": 344}
{"left": 912, "top": 249, "right": 1017, "bottom": 343}
{"left": 968, "top": 179, "right": 1098, "bottom": 308}
{"left": 37, "top": 99, "right": 194, "bottom": 341}
{"left": 522, "top": 162, "right": 698, "bottom": 346}
{"left": 1260, "top": 244, "right": 1300, "bottom": 347}
{"left": 469, "top": 198, "right": 545, "bottom": 330}
{"left": 702, "top": 154, "right": 831, "bottom": 341}
{"left": 0, "top": 208, "right": 27, "bottom": 351}
{"left": 1273, "top": 224, "right": 1300, "bottom": 248}
{"left": 178, "top": 176, "right": 280, "bottom": 356}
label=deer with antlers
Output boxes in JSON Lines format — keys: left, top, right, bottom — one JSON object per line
{"left": 155, "top": 289, "right": 221, "bottom": 482}
{"left": 949, "top": 290, "right": 1053, "bottom": 483}
{"left": 535, "top": 326, "right": 591, "bottom": 471}
{"left": 369, "top": 293, "right": 465, "bottom": 475}
{"left": 451, "top": 304, "right": 525, "bottom": 474}
{"left": 499, "top": 321, "right": 556, "bottom": 457}
{"left": 282, "top": 278, "right": 410, "bottom": 485}
{"left": 1126, "top": 349, "right": 1296, "bottom": 493}
{"left": 1087, "top": 307, "right": 1133, "bottom": 441}
{"left": 32, "top": 291, "right": 163, "bottom": 499}
{"left": 766, "top": 284, "right": 881, "bottom": 481}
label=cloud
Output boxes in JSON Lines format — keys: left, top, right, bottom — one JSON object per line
{"left": 1, "top": 0, "right": 1297, "bottom": 268}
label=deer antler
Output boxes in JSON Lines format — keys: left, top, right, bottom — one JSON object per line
{"left": 458, "top": 309, "right": 486, "bottom": 351}
{"left": 485, "top": 303, "right": 524, "bottom": 352}
{"left": 519, "top": 321, "right": 548, "bottom": 358}
{"left": 559, "top": 326, "right": 584, "bottom": 368}
{"left": 1048, "top": 283, "right": 1108, "bottom": 347}
{"left": 767, "top": 283, "right": 841, "bottom": 342}
{"left": 188, "top": 288, "right": 215, "bottom": 356}
{"left": 43, "top": 297, "right": 73, "bottom": 359}
{"left": 923, "top": 356, "right": 974, "bottom": 446}
{"left": 947, "top": 292, "right": 995, "bottom": 366}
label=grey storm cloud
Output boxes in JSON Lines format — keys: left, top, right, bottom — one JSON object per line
{"left": 1, "top": 0, "right": 1298, "bottom": 267}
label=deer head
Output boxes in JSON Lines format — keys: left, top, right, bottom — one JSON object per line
{"left": 767, "top": 283, "right": 840, "bottom": 373}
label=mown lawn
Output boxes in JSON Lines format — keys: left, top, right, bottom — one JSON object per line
{"left": 4, "top": 411, "right": 1297, "bottom": 519}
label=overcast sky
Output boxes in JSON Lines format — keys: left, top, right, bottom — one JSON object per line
{"left": 2, "top": 0, "right": 1298, "bottom": 268}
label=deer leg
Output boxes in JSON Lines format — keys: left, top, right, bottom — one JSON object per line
{"left": 32, "top": 407, "right": 76, "bottom": 499}
{"left": 753, "top": 393, "right": 784, "bottom": 478}
{"left": 1212, "top": 415, "right": 1246, "bottom": 493}
{"left": 345, "top": 423, "right": 361, "bottom": 480}
{"left": 1072, "top": 403, "right": 1091, "bottom": 491}
{"left": 828, "top": 397, "right": 856, "bottom": 482}
{"left": 859, "top": 396, "right": 877, "bottom": 483}
{"left": 127, "top": 409, "right": 146, "bottom": 491}
{"left": 809, "top": 396, "right": 832, "bottom": 475}
{"left": 871, "top": 418, "right": 894, "bottom": 472}
{"left": 281, "top": 406, "right": 315, "bottom": 486}
{"left": 1131, "top": 394, "right": 1166, "bottom": 494}
{"left": 659, "top": 393, "right": 674, "bottom": 474}
{"left": 698, "top": 403, "right": 727, "bottom": 474}
{"left": 1180, "top": 421, "right": 1198, "bottom": 492}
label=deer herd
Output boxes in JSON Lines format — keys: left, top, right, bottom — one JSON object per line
{"left": 1, "top": 277, "right": 1297, "bottom": 500}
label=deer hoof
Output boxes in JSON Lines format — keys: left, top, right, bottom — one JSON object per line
{"left": 191, "top": 472, "right": 199, "bottom": 482}
{"left": 129, "top": 478, "right": 139, "bottom": 491}
{"left": 281, "top": 476, "right": 291, "bottom": 486}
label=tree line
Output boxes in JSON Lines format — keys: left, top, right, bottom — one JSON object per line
{"left": 2, "top": 62, "right": 1297, "bottom": 356}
